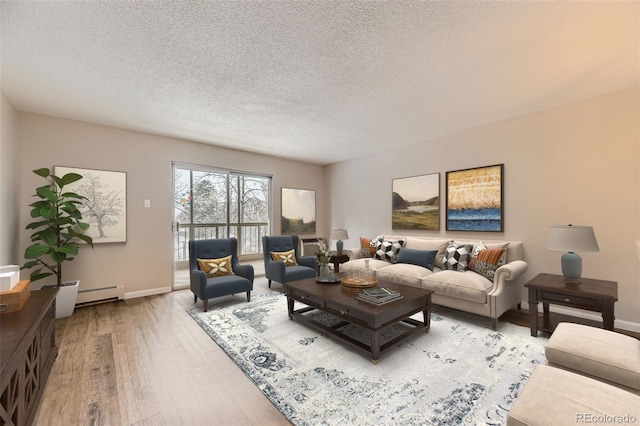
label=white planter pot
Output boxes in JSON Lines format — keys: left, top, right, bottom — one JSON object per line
{"left": 31, "top": 280, "right": 79, "bottom": 319}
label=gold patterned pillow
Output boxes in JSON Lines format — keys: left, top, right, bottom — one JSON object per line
{"left": 270, "top": 249, "right": 298, "bottom": 266}
{"left": 197, "top": 256, "right": 235, "bottom": 278}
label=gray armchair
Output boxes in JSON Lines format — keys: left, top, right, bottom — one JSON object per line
{"left": 262, "top": 235, "right": 318, "bottom": 288}
{"left": 189, "top": 238, "right": 254, "bottom": 312}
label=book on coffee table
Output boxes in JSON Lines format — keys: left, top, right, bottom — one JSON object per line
{"left": 356, "top": 287, "right": 403, "bottom": 305}
{"left": 362, "top": 287, "right": 398, "bottom": 297}
{"left": 356, "top": 294, "right": 403, "bottom": 305}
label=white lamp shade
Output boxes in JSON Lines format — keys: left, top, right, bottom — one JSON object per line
{"left": 330, "top": 229, "right": 349, "bottom": 240}
{"left": 546, "top": 225, "right": 599, "bottom": 253}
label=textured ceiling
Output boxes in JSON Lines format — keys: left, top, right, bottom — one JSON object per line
{"left": 1, "top": 1, "right": 638, "bottom": 165}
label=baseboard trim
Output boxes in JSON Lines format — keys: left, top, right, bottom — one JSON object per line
{"left": 520, "top": 300, "right": 640, "bottom": 333}
{"left": 125, "top": 287, "right": 172, "bottom": 300}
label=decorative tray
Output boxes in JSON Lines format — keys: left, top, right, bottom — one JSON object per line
{"left": 341, "top": 277, "right": 378, "bottom": 289}
{"left": 316, "top": 277, "right": 341, "bottom": 284}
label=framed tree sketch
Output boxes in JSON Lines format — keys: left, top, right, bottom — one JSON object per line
{"left": 55, "top": 166, "right": 127, "bottom": 243}
{"left": 392, "top": 173, "right": 440, "bottom": 230}
{"left": 446, "top": 164, "right": 504, "bottom": 232}
{"left": 281, "top": 187, "right": 316, "bottom": 234}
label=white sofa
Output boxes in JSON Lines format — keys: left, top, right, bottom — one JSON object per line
{"left": 342, "top": 235, "right": 528, "bottom": 329}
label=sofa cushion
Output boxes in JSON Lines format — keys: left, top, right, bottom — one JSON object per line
{"left": 197, "top": 256, "right": 235, "bottom": 278}
{"left": 443, "top": 243, "right": 473, "bottom": 271}
{"left": 397, "top": 248, "right": 437, "bottom": 270}
{"left": 421, "top": 270, "right": 493, "bottom": 304}
{"left": 359, "top": 248, "right": 373, "bottom": 258}
{"left": 374, "top": 238, "right": 405, "bottom": 263}
{"left": 404, "top": 238, "right": 451, "bottom": 269}
{"left": 545, "top": 323, "right": 640, "bottom": 392}
{"left": 360, "top": 237, "right": 377, "bottom": 256}
{"left": 469, "top": 242, "right": 507, "bottom": 281}
{"left": 456, "top": 239, "right": 522, "bottom": 264}
{"left": 376, "top": 263, "right": 433, "bottom": 288}
{"left": 507, "top": 365, "right": 640, "bottom": 426}
{"left": 470, "top": 241, "right": 509, "bottom": 257}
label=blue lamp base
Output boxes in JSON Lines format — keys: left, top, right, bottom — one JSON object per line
{"left": 336, "top": 240, "right": 344, "bottom": 253}
{"left": 561, "top": 251, "right": 582, "bottom": 281}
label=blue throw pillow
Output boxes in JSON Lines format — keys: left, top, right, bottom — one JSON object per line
{"left": 397, "top": 248, "right": 437, "bottom": 271}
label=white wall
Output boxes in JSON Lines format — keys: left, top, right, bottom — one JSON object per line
{"left": 0, "top": 90, "right": 19, "bottom": 265}
{"left": 328, "top": 88, "right": 640, "bottom": 326}
{"left": 10, "top": 88, "right": 640, "bottom": 327}
{"left": 16, "top": 113, "right": 326, "bottom": 297}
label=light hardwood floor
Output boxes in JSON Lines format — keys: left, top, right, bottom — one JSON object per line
{"left": 34, "top": 276, "right": 291, "bottom": 426}
{"left": 34, "top": 277, "right": 638, "bottom": 425}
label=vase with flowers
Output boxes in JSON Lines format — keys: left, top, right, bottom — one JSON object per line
{"left": 317, "top": 239, "right": 332, "bottom": 279}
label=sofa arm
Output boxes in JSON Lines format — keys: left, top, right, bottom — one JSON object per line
{"left": 495, "top": 260, "right": 528, "bottom": 282}
{"left": 190, "top": 269, "right": 207, "bottom": 295}
{"left": 265, "top": 259, "right": 286, "bottom": 279}
{"left": 346, "top": 248, "right": 362, "bottom": 259}
{"left": 297, "top": 255, "right": 318, "bottom": 270}
{"left": 488, "top": 260, "right": 528, "bottom": 296}
{"left": 234, "top": 264, "right": 255, "bottom": 282}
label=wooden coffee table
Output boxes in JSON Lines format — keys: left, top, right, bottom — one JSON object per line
{"left": 283, "top": 276, "right": 433, "bottom": 363}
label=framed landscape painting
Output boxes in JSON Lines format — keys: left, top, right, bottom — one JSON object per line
{"left": 392, "top": 173, "right": 440, "bottom": 230}
{"left": 446, "top": 164, "right": 503, "bottom": 232}
{"left": 54, "top": 166, "right": 127, "bottom": 243}
{"left": 281, "top": 187, "right": 316, "bottom": 234}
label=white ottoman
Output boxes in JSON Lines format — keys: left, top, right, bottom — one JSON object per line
{"left": 545, "top": 322, "right": 640, "bottom": 393}
{"left": 507, "top": 365, "right": 640, "bottom": 426}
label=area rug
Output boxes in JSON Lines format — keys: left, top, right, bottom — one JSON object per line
{"left": 187, "top": 291, "right": 547, "bottom": 426}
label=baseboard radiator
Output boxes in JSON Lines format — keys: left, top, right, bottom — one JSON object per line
{"left": 75, "top": 285, "right": 125, "bottom": 307}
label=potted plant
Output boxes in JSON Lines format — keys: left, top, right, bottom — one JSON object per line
{"left": 21, "top": 167, "right": 94, "bottom": 318}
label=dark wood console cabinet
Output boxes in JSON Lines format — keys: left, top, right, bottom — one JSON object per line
{"left": 1, "top": 288, "right": 58, "bottom": 426}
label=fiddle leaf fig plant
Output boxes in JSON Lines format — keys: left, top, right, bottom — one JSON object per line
{"left": 22, "top": 167, "right": 94, "bottom": 286}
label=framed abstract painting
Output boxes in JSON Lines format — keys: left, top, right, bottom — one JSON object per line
{"left": 281, "top": 187, "right": 316, "bottom": 234}
{"left": 446, "top": 164, "right": 504, "bottom": 232}
{"left": 392, "top": 173, "right": 440, "bottom": 230}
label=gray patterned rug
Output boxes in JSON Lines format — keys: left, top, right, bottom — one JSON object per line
{"left": 187, "top": 291, "right": 547, "bottom": 426}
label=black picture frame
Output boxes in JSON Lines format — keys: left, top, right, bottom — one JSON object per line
{"left": 446, "top": 164, "right": 504, "bottom": 232}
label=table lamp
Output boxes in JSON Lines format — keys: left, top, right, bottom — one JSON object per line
{"left": 331, "top": 229, "right": 349, "bottom": 254}
{"left": 546, "top": 224, "right": 599, "bottom": 281}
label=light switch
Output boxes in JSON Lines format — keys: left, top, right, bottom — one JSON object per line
{"left": 144, "top": 199, "right": 151, "bottom": 208}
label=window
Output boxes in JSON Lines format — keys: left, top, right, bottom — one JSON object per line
{"left": 173, "top": 164, "right": 271, "bottom": 266}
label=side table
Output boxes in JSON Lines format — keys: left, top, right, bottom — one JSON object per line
{"left": 524, "top": 273, "right": 617, "bottom": 337}
{"left": 329, "top": 252, "right": 350, "bottom": 273}
{"left": 318, "top": 251, "right": 350, "bottom": 273}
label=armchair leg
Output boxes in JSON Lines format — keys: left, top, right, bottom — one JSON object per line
{"left": 194, "top": 294, "right": 197, "bottom": 303}
{"left": 491, "top": 318, "right": 498, "bottom": 331}
{"left": 246, "top": 291, "right": 251, "bottom": 302}
{"left": 268, "top": 279, "right": 271, "bottom": 288}
{"left": 203, "top": 299, "right": 208, "bottom": 312}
